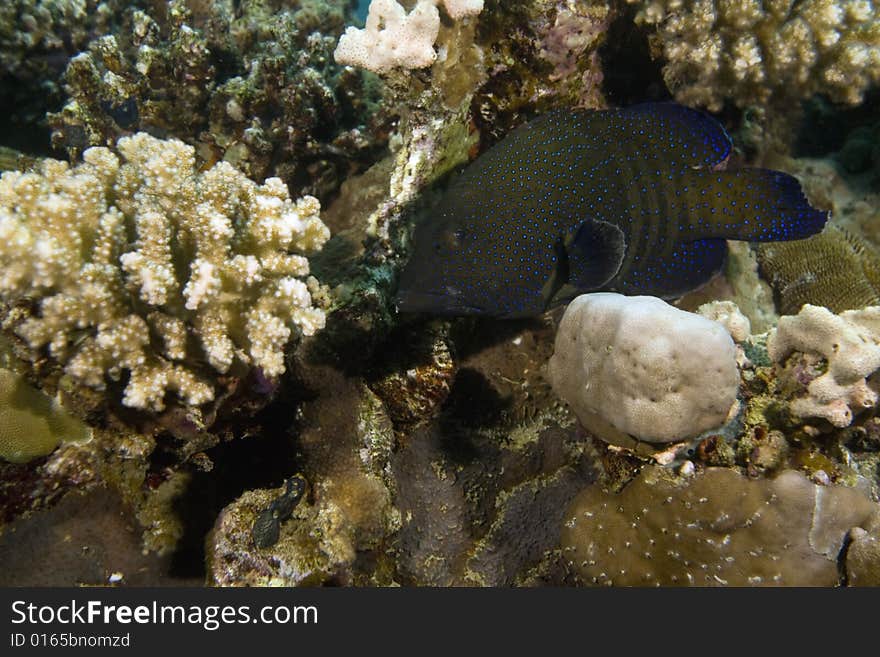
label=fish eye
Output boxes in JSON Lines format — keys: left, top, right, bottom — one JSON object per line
{"left": 439, "top": 229, "right": 464, "bottom": 250}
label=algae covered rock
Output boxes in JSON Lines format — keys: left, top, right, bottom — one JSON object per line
{"left": 561, "top": 466, "right": 880, "bottom": 586}
{"left": 206, "top": 369, "right": 399, "bottom": 586}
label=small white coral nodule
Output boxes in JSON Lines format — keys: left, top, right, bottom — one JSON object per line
{"left": 0, "top": 133, "right": 330, "bottom": 411}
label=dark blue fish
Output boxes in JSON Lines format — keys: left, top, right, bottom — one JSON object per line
{"left": 396, "top": 102, "right": 828, "bottom": 318}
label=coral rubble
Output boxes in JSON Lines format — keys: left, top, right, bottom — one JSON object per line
{"left": 0, "top": 132, "right": 329, "bottom": 411}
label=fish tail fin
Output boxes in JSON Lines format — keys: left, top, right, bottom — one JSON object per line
{"left": 681, "top": 168, "right": 829, "bottom": 242}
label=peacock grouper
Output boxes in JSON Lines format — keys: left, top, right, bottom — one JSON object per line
{"left": 396, "top": 102, "right": 828, "bottom": 318}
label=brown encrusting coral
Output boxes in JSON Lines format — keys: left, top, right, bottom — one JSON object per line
{"left": 562, "top": 466, "right": 879, "bottom": 586}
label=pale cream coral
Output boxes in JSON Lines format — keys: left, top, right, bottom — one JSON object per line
{"left": 334, "top": 0, "right": 483, "bottom": 74}
{"left": 630, "top": 0, "right": 880, "bottom": 110}
{"left": 768, "top": 304, "right": 880, "bottom": 427}
{"left": 549, "top": 293, "right": 740, "bottom": 444}
{"left": 697, "top": 300, "right": 751, "bottom": 342}
{"left": 0, "top": 133, "right": 330, "bottom": 411}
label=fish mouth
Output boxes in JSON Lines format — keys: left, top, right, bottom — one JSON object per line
{"left": 395, "top": 288, "right": 485, "bottom": 316}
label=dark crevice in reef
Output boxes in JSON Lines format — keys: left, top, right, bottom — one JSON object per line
{"left": 0, "top": 72, "right": 61, "bottom": 157}
{"left": 160, "top": 389, "right": 306, "bottom": 580}
{"left": 439, "top": 367, "right": 510, "bottom": 436}
{"left": 794, "top": 88, "right": 880, "bottom": 158}
{"left": 449, "top": 317, "right": 545, "bottom": 360}
{"left": 837, "top": 528, "right": 855, "bottom": 586}
{"left": 598, "top": 4, "right": 670, "bottom": 107}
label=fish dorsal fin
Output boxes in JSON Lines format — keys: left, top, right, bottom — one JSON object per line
{"left": 546, "top": 220, "right": 626, "bottom": 306}
{"left": 617, "top": 102, "right": 732, "bottom": 171}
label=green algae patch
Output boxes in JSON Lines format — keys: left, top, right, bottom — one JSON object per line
{"left": 0, "top": 368, "right": 91, "bottom": 464}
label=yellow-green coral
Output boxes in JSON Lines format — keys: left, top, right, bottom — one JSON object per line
{"left": 630, "top": 0, "right": 880, "bottom": 110}
{"left": 0, "top": 368, "right": 91, "bottom": 463}
{"left": 0, "top": 133, "right": 330, "bottom": 411}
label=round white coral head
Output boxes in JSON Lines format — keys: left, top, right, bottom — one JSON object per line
{"left": 549, "top": 293, "right": 740, "bottom": 443}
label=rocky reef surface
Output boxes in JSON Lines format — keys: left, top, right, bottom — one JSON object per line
{"left": 1, "top": 0, "right": 879, "bottom": 587}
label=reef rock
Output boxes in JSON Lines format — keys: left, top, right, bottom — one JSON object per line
{"left": 206, "top": 369, "right": 399, "bottom": 586}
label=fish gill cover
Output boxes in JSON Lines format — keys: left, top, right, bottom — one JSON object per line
{"left": 396, "top": 102, "right": 829, "bottom": 318}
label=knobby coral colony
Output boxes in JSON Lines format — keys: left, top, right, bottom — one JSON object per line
{"left": 396, "top": 102, "right": 828, "bottom": 318}
{"left": 335, "top": 0, "right": 485, "bottom": 73}
{"left": 0, "top": 133, "right": 329, "bottom": 412}
{"left": 628, "top": 0, "right": 880, "bottom": 111}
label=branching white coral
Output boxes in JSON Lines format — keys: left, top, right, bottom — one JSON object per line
{"left": 768, "top": 304, "right": 880, "bottom": 427}
{"left": 334, "top": 0, "right": 484, "bottom": 74}
{"left": 630, "top": 0, "right": 880, "bottom": 110}
{"left": 0, "top": 133, "right": 330, "bottom": 411}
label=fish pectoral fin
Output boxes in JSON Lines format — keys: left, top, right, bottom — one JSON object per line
{"left": 544, "top": 219, "right": 626, "bottom": 308}
{"left": 566, "top": 219, "right": 626, "bottom": 290}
